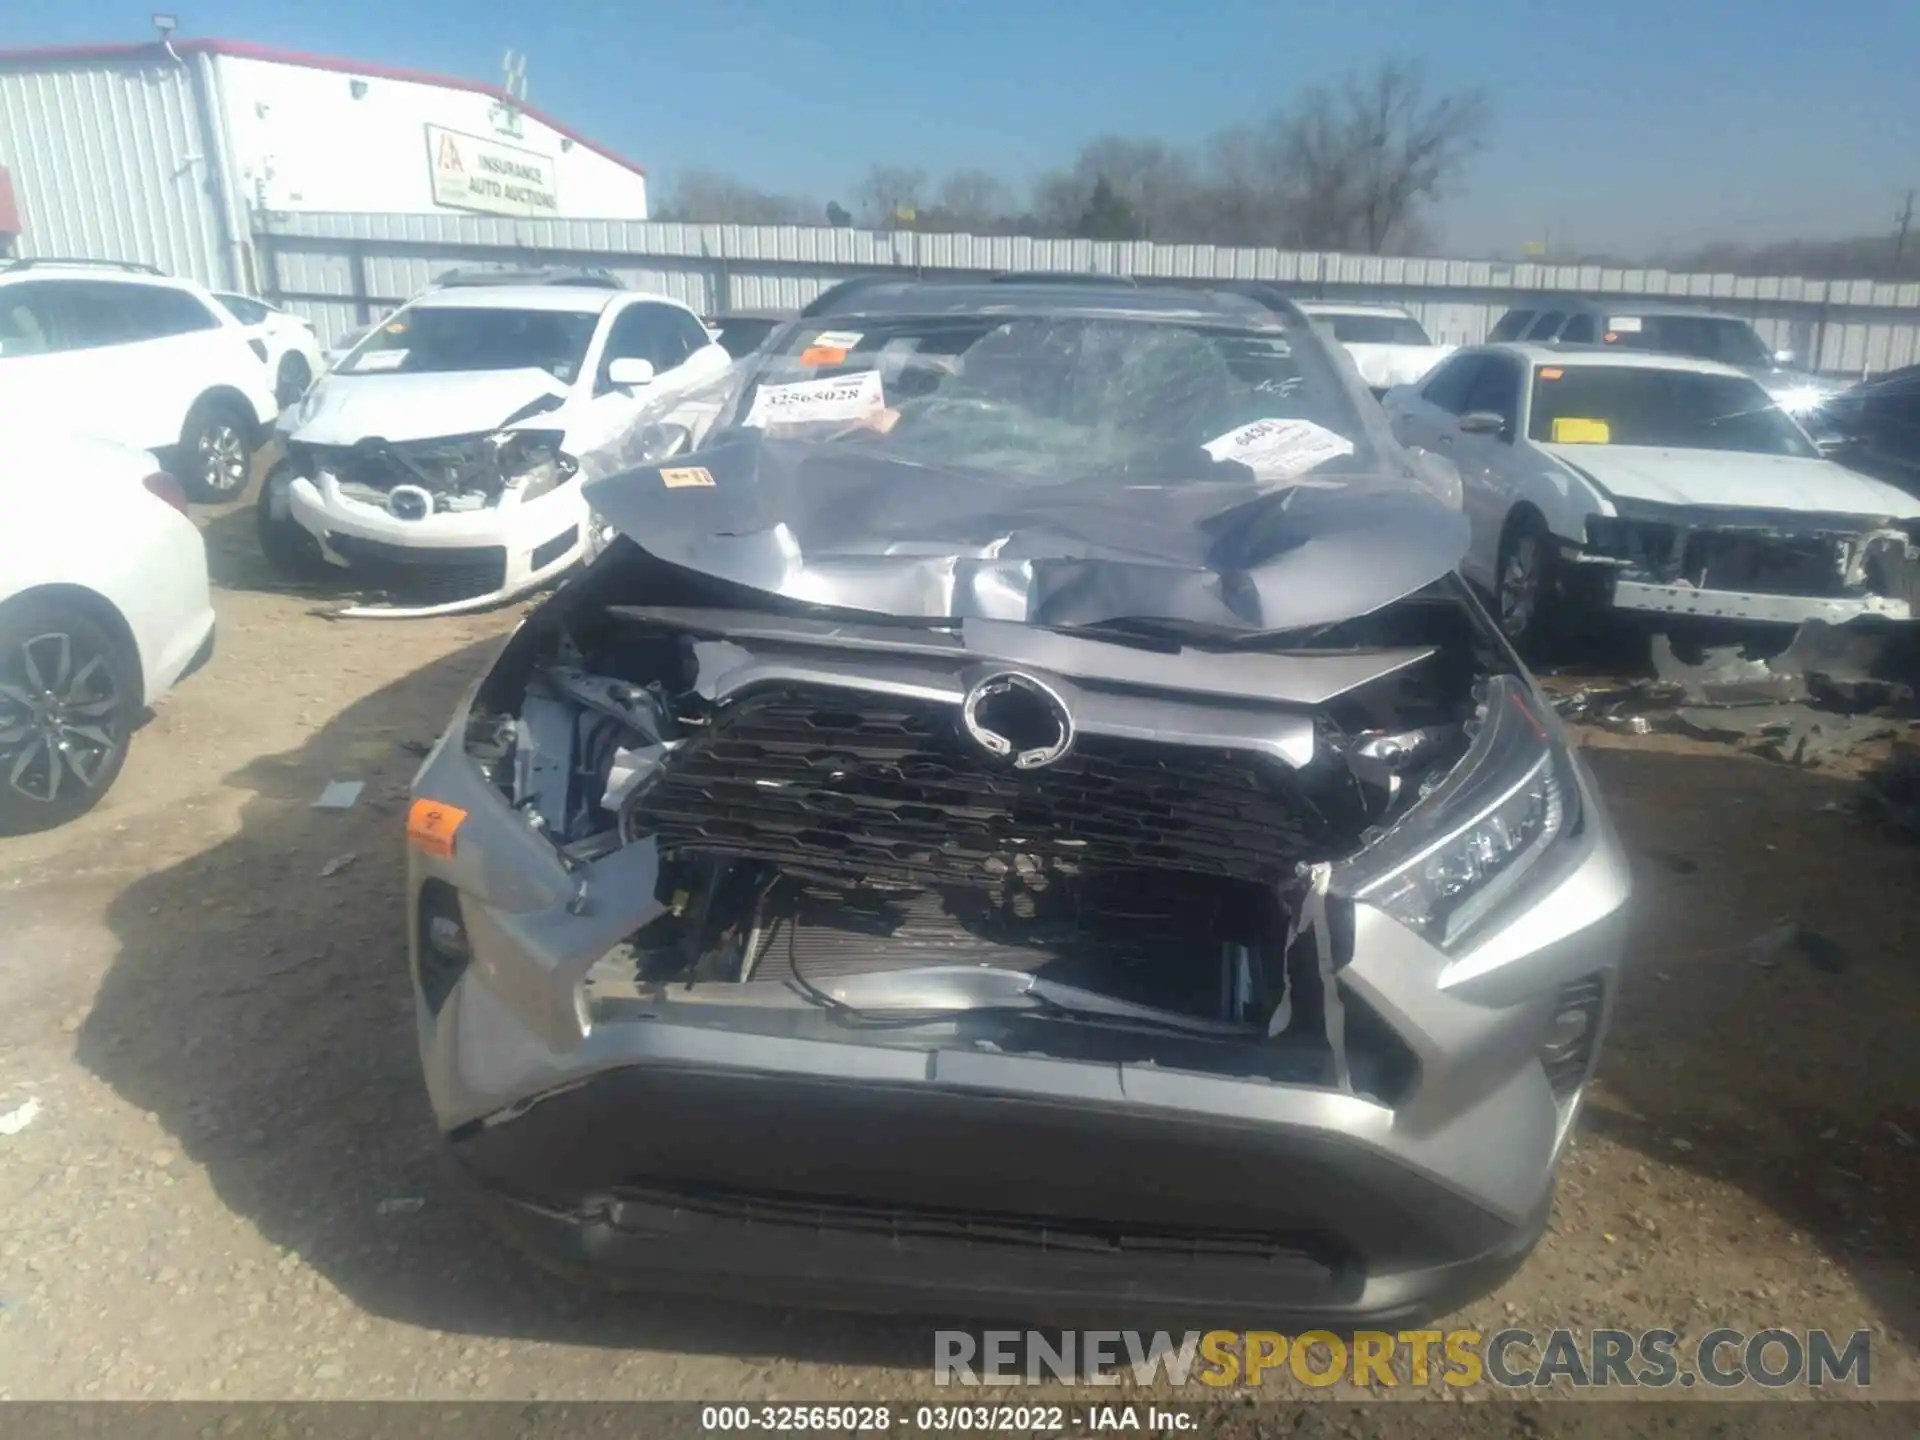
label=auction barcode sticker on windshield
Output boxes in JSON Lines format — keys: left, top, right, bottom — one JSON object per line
{"left": 745, "top": 370, "right": 886, "bottom": 428}
{"left": 1203, "top": 418, "right": 1354, "bottom": 481}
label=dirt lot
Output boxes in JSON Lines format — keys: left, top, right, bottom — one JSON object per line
{"left": 2, "top": 499, "right": 1918, "bottom": 1409}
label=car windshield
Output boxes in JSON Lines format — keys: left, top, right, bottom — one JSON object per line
{"left": 338, "top": 305, "right": 598, "bottom": 381}
{"left": 705, "top": 312, "right": 1374, "bottom": 484}
{"left": 1529, "top": 364, "right": 1817, "bottom": 457}
{"left": 1601, "top": 314, "right": 1774, "bottom": 368}
{"left": 710, "top": 316, "right": 784, "bottom": 359}
{"left": 1316, "top": 313, "right": 1432, "bottom": 346}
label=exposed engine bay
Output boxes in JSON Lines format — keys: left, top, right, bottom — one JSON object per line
{"left": 288, "top": 429, "right": 576, "bottom": 518}
{"left": 460, "top": 542, "right": 1515, "bottom": 1101}
{"left": 1582, "top": 498, "right": 1920, "bottom": 620}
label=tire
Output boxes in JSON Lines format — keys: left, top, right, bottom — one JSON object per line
{"left": 0, "top": 596, "right": 140, "bottom": 835}
{"left": 255, "top": 460, "right": 329, "bottom": 578}
{"left": 275, "top": 353, "right": 313, "bottom": 410}
{"left": 1494, "top": 510, "right": 1561, "bottom": 655}
{"left": 179, "top": 395, "right": 256, "bottom": 503}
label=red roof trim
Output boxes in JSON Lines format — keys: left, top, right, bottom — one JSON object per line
{"left": 0, "top": 37, "right": 646, "bottom": 177}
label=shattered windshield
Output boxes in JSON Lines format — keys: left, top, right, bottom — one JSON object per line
{"left": 700, "top": 312, "right": 1376, "bottom": 485}
{"left": 338, "top": 306, "right": 599, "bottom": 381}
{"left": 1529, "top": 365, "right": 1818, "bottom": 457}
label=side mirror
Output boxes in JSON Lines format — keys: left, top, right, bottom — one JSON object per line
{"left": 1458, "top": 410, "right": 1508, "bottom": 436}
{"left": 607, "top": 357, "right": 656, "bottom": 390}
{"left": 1773, "top": 348, "right": 1796, "bottom": 366}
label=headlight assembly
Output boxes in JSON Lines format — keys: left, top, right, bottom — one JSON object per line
{"left": 1774, "top": 385, "right": 1833, "bottom": 418}
{"left": 1333, "top": 675, "right": 1578, "bottom": 949}
{"left": 489, "top": 430, "right": 577, "bottom": 502}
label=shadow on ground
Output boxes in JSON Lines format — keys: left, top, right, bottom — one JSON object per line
{"left": 76, "top": 637, "right": 939, "bottom": 1367}
{"left": 72, "top": 642, "right": 1920, "bottom": 1358}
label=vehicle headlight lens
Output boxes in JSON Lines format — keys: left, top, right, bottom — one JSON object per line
{"left": 1333, "top": 675, "right": 1577, "bottom": 948}
{"left": 489, "top": 430, "right": 577, "bottom": 502}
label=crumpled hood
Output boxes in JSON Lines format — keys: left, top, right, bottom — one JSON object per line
{"left": 1546, "top": 444, "right": 1920, "bottom": 518}
{"left": 1341, "top": 342, "right": 1456, "bottom": 390}
{"left": 283, "top": 368, "right": 571, "bottom": 445}
{"left": 583, "top": 435, "right": 1470, "bottom": 634}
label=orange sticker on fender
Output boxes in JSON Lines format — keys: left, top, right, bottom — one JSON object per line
{"left": 659, "top": 467, "right": 716, "bottom": 488}
{"left": 407, "top": 798, "right": 467, "bottom": 858}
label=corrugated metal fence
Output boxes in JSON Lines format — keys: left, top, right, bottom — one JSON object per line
{"left": 259, "top": 210, "right": 1920, "bottom": 377}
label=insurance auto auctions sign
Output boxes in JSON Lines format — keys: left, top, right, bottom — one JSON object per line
{"left": 425, "top": 124, "right": 560, "bottom": 218}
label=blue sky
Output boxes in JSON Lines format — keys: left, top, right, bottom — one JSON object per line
{"left": 8, "top": 0, "right": 1916, "bottom": 256}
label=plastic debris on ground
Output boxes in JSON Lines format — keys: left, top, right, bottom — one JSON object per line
{"left": 311, "top": 780, "right": 365, "bottom": 810}
{"left": 375, "top": 1196, "right": 426, "bottom": 1215}
{"left": 1548, "top": 620, "right": 1920, "bottom": 769}
{"left": 0, "top": 1097, "right": 42, "bottom": 1136}
{"left": 319, "top": 852, "right": 358, "bottom": 878}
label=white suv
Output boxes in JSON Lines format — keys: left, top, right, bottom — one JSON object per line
{"left": 0, "top": 260, "right": 280, "bottom": 502}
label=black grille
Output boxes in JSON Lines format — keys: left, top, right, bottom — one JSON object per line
{"left": 530, "top": 525, "right": 579, "bottom": 571}
{"left": 1681, "top": 532, "right": 1846, "bottom": 597}
{"left": 325, "top": 535, "right": 507, "bottom": 605}
{"left": 1543, "top": 973, "right": 1606, "bottom": 1097}
{"left": 630, "top": 685, "right": 1326, "bottom": 888}
{"left": 602, "top": 1182, "right": 1343, "bottom": 1268}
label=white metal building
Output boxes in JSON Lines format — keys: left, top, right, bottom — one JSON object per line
{"left": 0, "top": 36, "right": 649, "bottom": 291}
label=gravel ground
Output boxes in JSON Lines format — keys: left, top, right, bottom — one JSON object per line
{"left": 1, "top": 498, "right": 1917, "bottom": 1416}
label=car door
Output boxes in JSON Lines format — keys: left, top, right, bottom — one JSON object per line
{"left": 1386, "top": 350, "right": 1481, "bottom": 453}
{"left": 1449, "top": 354, "right": 1528, "bottom": 587}
{"left": 0, "top": 282, "right": 71, "bottom": 440}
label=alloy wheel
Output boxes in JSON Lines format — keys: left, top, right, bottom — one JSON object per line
{"left": 0, "top": 631, "right": 123, "bottom": 805}
{"left": 1499, "top": 534, "right": 1541, "bottom": 637}
{"left": 198, "top": 421, "right": 249, "bottom": 495}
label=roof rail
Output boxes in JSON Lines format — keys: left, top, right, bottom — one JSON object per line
{"left": 4, "top": 256, "right": 162, "bottom": 275}
{"left": 989, "top": 270, "right": 1141, "bottom": 287}
{"left": 798, "top": 274, "right": 899, "bottom": 319}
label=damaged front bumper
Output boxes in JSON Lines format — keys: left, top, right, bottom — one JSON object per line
{"left": 283, "top": 459, "right": 592, "bottom": 619}
{"left": 405, "top": 571, "right": 1631, "bottom": 1325}
{"left": 1563, "top": 499, "right": 1920, "bottom": 627}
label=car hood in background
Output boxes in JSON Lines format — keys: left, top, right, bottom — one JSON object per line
{"left": 1340, "top": 342, "right": 1457, "bottom": 391}
{"left": 583, "top": 435, "right": 1470, "bottom": 634}
{"left": 1545, "top": 444, "right": 1920, "bottom": 518}
{"left": 284, "top": 368, "right": 572, "bottom": 445}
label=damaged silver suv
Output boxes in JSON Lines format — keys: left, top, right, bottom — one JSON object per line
{"left": 406, "top": 281, "right": 1631, "bottom": 1326}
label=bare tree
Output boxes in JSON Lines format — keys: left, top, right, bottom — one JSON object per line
{"left": 856, "top": 165, "right": 928, "bottom": 228}
{"left": 1034, "top": 136, "right": 1199, "bottom": 239}
{"left": 655, "top": 169, "right": 813, "bottom": 224}
{"left": 1269, "top": 61, "right": 1491, "bottom": 252}
{"left": 928, "top": 169, "right": 1014, "bottom": 232}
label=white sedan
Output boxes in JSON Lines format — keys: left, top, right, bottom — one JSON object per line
{"left": 0, "top": 435, "right": 215, "bottom": 832}
{"left": 212, "top": 291, "right": 327, "bottom": 409}
{"left": 1385, "top": 343, "right": 1920, "bottom": 647}
{"left": 1298, "top": 302, "right": 1456, "bottom": 395}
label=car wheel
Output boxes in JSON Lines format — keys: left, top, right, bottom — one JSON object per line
{"left": 0, "top": 597, "right": 139, "bottom": 835}
{"left": 1495, "top": 511, "right": 1560, "bottom": 654}
{"left": 275, "top": 353, "right": 313, "bottom": 410}
{"left": 179, "top": 397, "right": 255, "bottom": 503}
{"left": 255, "top": 460, "right": 329, "bottom": 577}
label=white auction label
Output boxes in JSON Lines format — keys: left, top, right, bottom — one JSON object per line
{"left": 1202, "top": 417, "right": 1355, "bottom": 480}
{"left": 745, "top": 370, "right": 886, "bottom": 428}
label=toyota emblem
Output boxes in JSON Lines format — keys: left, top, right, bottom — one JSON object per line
{"left": 961, "top": 672, "right": 1075, "bottom": 770}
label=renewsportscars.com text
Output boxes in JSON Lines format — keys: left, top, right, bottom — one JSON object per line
{"left": 933, "top": 1328, "right": 1872, "bottom": 1389}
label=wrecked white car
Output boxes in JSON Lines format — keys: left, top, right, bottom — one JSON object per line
{"left": 1387, "top": 343, "right": 1920, "bottom": 648}
{"left": 406, "top": 281, "right": 1629, "bottom": 1325}
{"left": 1299, "top": 302, "right": 1456, "bottom": 397}
{"left": 257, "top": 281, "right": 729, "bottom": 617}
